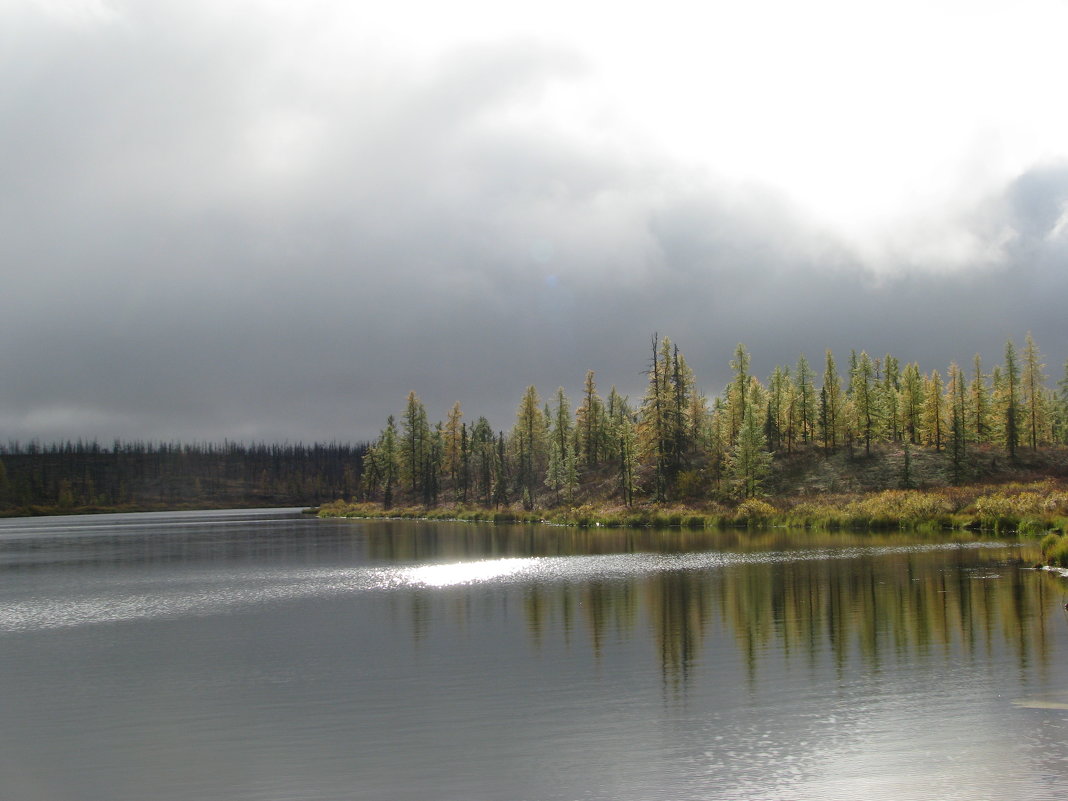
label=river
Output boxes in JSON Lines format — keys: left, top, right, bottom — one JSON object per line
{"left": 1, "top": 508, "right": 1066, "bottom": 800}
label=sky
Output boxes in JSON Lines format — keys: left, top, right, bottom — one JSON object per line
{"left": 2, "top": 0, "right": 1068, "bottom": 444}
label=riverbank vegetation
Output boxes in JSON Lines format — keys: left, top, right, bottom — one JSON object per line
{"left": 333, "top": 333, "right": 1068, "bottom": 532}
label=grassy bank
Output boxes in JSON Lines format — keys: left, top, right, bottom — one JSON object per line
{"left": 318, "top": 479, "right": 1068, "bottom": 535}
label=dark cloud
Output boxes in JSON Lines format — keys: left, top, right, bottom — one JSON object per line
{"left": 2, "top": 7, "right": 1067, "bottom": 444}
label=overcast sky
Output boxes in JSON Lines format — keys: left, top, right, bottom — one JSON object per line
{"left": 3, "top": 0, "right": 1068, "bottom": 444}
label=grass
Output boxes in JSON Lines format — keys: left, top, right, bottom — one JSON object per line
{"left": 318, "top": 479, "right": 1068, "bottom": 535}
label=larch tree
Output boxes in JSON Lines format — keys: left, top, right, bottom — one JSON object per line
{"left": 793, "top": 354, "right": 816, "bottom": 445}
{"left": 1002, "top": 339, "right": 1021, "bottom": 460}
{"left": 443, "top": 402, "right": 464, "bottom": 495}
{"left": 1022, "top": 332, "right": 1047, "bottom": 450}
{"left": 400, "top": 391, "right": 431, "bottom": 497}
{"left": 576, "top": 370, "right": 607, "bottom": 470}
{"left": 820, "top": 350, "right": 842, "bottom": 451}
{"left": 852, "top": 352, "right": 877, "bottom": 455}
{"left": 545, "top": 387, "right": 578, "bottom": 505}
{"left": 921, "top": 369, "right": 945, "bottom": 451}
{"left": 639, "top": 334, "right": 670, "bottom": 501}
{"left": 879, "top": 354, "right": 901, "bottom": 442}
{"left": 729, "top": 401, "right": 773, "bottom": 499}
{"left": 946, "top": 363, "right": 967, "bottom": 482}
{"left": 970, "top": 355, "right": 989, "bottom": 445}
{"left": 899, "top": 362, "right": 923, "bottom": 444}
{"left": 607, "top": 387, "right": 637, "bottom": 506}
{"left": 728, "top": 343, "right": 751, "bottom": 446}
{"left": 512, "top": 385, "right": 548, "bottom": 509}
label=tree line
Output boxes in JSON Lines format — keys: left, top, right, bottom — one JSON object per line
{"left": 360, "top": 333, "right": 1068, "bottom": 508}
{"left": 0, "top": 440, "right": 368, "bottom": 512}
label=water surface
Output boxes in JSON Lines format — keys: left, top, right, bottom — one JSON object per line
{"left": 1, "top": 509, "right": 1066, "bottom": 800}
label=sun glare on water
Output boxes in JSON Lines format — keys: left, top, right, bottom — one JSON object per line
{"left": 402, "top": 558, "right": 537, "bottom": 588}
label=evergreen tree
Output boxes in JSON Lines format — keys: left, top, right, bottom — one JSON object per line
{"left": 400, "top": 392, "right": 431, "bottom": 496}
{"left": 576, "top": 370, "right": 607, "bottom": 469}
{"left": 545, "top": 388, "right": 578, "bottom": 505}
{"left": 852, "top": 352, "right": 877, "bottom": 455}
{"left": 729, "top": 401, "right": 772, "bottom": 499}
{"left": 1056, "top": 361, "right": 1068, "bottom": 444}
{"left": 607, "top": 388, "right": 637, "bottom": 506}
{"left": 728, "top": 343, "right": 751, "bottom": 446}
{"left": 793, "top": 354, "right": 816, "bottom": 445}
{"left": 471, "top": 417, "right": 496, "bottom": 505}
{"left": 899, "top": 362, "right": 923, "bottom": 444}
{"left": 879, "top": 354, "right": 901, "bottom": 442}
{"left": 946, "top": 363, "right": 967, "bottom": 483}
{"left": 1002, "top": 339, "right": 1021, "bottom": 460}
{"left": 970, "top": 354, "right": 989, "bottom": 445}
{"left": 921, "top": 369, "right": 945, "bottom": 451}
{"left": 1022, "top": 332, "right": 1047, "bottom": 450}
{"left": 639, "top": 334, "right": 670, "bottom": 501}
{"left": 820, "top": 350, "right": 842, "bottom": 450}
{"left": 512, "top": 385, "right": 548, "bottom": 509}
{"left": 443, "top": 402, "right": 464, "bottom": 495}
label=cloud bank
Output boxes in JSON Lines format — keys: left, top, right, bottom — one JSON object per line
{"left": 2, "top": 2, "right": 1067, "bottom": 443}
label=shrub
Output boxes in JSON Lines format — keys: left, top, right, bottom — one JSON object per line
{"left": 734, "top": 498, "right": 776, "bottom": 525}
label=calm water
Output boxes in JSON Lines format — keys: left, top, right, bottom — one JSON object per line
{"left": 1, "top": 509, "right": 1067, "bottom": 801}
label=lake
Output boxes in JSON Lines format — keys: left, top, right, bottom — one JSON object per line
{"left": 1, "top": 508, "right": 1066, "bottom": 800}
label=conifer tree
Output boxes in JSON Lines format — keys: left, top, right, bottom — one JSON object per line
{"left": 728, "top": 343, "right": 751, "bottom": 446}
{"left": 545, "top": 388, "right": 578, "bottom": 505}
{"left": 879, "top": 354, "right": 900, "bottom": 442}
{"left": 794, "top": 354, "right": 816, "bottom": 444}
{"left": 820, "top": 350, "right": 842, "bottom": 450}
{"left": 1057, "top": 362, "right": 1068, "bottom": 444}
{"left": 639, "top": 334, "right": 669, "bottom": 501}
{"left": 400, "top": 392, "right": 431, "bottom": 496}
{"left": 922, "top": 369, "right": 945, "bottom": 451}
{"left": 512, "top": 385, "right": 548, "bottom": 509}
{"left": 970, "top": 355, "right": 989, "bottom": 445}
{"left": 1002, "top": 339, "right": 1021, "bottom": 460}
{"left": 899, "top": 362, "right": 923, "bottom": 444}
{"left": 1022, "top": 332, "right": 1047, "bottom": 450}
{"left": 443, "top": 402, "right": 464, "bottom": 494}
{"left": 729, "top": 401, "right": 772, "bottom": 499}
{"left": 947, "top": 363, "right": 967, "bottom": 482}
{"left": 852, "top": 352, "right": 877, "bottom": 455}
{"left": 471, "top": 417, "right": 496, "bottom": 505}
{"left": 607, "top": 387, "right": 637, "bottom": 506}
{"left": 576, "top": 370, "right": 607, "bottom": 469}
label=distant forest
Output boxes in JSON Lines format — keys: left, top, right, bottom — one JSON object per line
{"left": 0, "top": 441, "right": 367, "bottom": 514}
{"left": 358, "top": 333, "right": 1068, "bottom": 509}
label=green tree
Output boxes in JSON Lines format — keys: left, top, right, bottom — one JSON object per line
{"left": 545, "top": 387, "right": 578, "bottom": 505}
{"left": 729, "top": 401, "right": 773, "bottom": 499}
{"left": 400, "top": 391, "right": 431, "bottom": 496}
{"left": 471, "top": 416, "right": 496, "bottom": 505}
{"left": 852, "top": 351, "right": 877, "bottom": 455}
{"left": 970, "top": 354, "right": 989, "bottom": 445}
{"left": 1002, "top": 339, "right": 1021, "bottom": 460}
{"left": 820, "top": 350, "right": 842, "bottom": 451}
{"left": 946, "top": 363, "right": 967, "bottom": 483}
{"left": 921, "top": 369, "right": 945, "bottom": 451}
{"left": 443, "top": 402, "right": 464, "bottom": 494}
{"left": 899, "top": 362, "right": 923, "bottom": 444}
{"left": 512, "top": 385, "right": 548, "bottom": 509}
{"left": 576, "top": 370, "right": 607, "bottom": 469}
{"left": 793, "top": 354, "right": 816, "bottom": 445}
{"left": 1022, "top": 332, "right": 1047, "bottom": 450}
{"left": 728, "top": 343, "right": 751, "bottom": 446}
{"left": 607, "top": 387, "right": 637, "bottom": 506}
